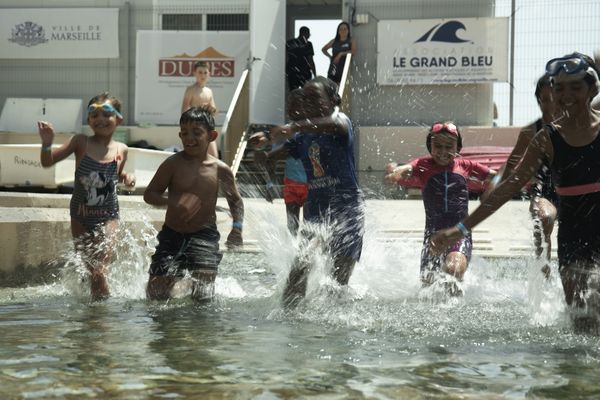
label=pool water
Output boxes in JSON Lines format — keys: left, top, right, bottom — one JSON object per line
{"left": 1, "top": 220, "right": 600, "bottom": 399}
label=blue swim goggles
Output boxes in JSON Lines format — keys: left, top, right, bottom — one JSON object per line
{"left": 545, "top": 53, "right": 590, "bottom": 77}
{"left": 87, "top": 102, "right": 123, "bottom": 119}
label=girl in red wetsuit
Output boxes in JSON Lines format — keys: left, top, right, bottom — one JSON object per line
{"left": 432, "top": 53, "right": 600, "bottom": 332}
{"left": 385, "top": 122, "right": 497, "bottom": 293}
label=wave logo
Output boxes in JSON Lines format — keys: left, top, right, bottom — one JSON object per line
{"left": 414, "top": 20, "right": 471, "bottom": 44}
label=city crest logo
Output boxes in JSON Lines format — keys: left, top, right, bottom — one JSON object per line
{"left": 159, "top": 47, "right": 235, "bottom": 77}
{"left": 9, "top": 21, "right": 49, "bottom": 47}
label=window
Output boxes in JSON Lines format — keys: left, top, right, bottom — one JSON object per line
{"left": 206, "top": 14, "right": 248, "bottom": 31}
{"left": 162, "top": 14, "right": 202, "bottom": 31}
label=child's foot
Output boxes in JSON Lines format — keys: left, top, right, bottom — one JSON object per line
{"left": 443, "top": 280, "right": 464, "bottom": 297}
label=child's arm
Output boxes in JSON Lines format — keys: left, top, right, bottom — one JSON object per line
{"left": 254, "top": 145, "right": 288, "bottom": 202}
{"left": 181, "top": 86, "right": 193, "bottom": 114}
{"left": 207, "top": 88, "right": 218, "bottom": 115}
{"left": 219, "top": 162, "right": 244, "bottom": 248}
{"left": 143, "top": 159, "right": 173, "bottom": 207}
{"left": 384, "top": 163, "right": 413, "bottom": 185}
{"left": 117, "top": 144, "right": 136, "bottom": 188}
{"left": 38, "top": 121, "right": 80, "bottom": 167}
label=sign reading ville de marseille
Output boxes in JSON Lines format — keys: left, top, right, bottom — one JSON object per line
{"left": 377, "top": 17, "right": 509, "bottom": 85}
{"left": 135, "top": 31, "right": 249, "bottom": 125}
{"left": 0, "top": 8, "right": 119, "bottom": 59}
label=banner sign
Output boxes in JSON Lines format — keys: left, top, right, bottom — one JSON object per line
{"left": 135, "top": 31, "right": 249, "bottom": 125}
{"left": 0, "top": 8, "right": 119, "bottom": 59}
{"left": 377, "top": 17, "right": 509, "bottom": 85}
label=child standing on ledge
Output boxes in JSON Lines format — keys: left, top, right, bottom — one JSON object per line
{"left": 144, "top": 106, "right": 243, "bottom": 302}
{"left": 38, "top": 92, "right": 136, "bottom": 301}
{"left": 181, "top": 60, "right": 219, "bottom": 158}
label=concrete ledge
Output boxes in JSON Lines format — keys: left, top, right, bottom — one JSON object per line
{"left": 0, "top": 193, "right": 553, "bottom": 287}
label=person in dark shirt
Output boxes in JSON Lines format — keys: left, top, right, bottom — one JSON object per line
{"left": 286, "top": 26, "right": 316, "bottom": 90}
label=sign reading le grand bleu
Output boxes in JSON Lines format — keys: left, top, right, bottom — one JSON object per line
{"left": 1, "top": 8, "right": 119, "bottom": 59}
{"left": 377, "top": 17, "right": 509, "bottom": 85}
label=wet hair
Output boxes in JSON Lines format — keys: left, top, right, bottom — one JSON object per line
{"left": 194, "top": 60, "right": 209, "bottom": 71}
{"left": 299, "top": 26, "right": 310, "bottom": 37}
{"left": 334, "top": 22, "right": 351, "bottom": 41}
{"left": 574, "top": 52, "right": 600, "bottom": 89}
{"left": 534, "top": 74, "right": 552, "bottom": 101}
{"left": 309, "top": 76, "right": 341, "bottom": 107}
{"left": 88, "top": 92, "right": 122, "bottom": 113}
{"left": 287, "top": 88, "right": 305, "bottom": 120}
{"left": 426, "top": 121, "right": 463, "bottom": 153}
{"left": 180, "top": 106, "right": 215, "bottom": 131}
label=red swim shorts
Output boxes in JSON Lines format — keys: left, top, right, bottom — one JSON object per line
{"left": 283, "top": 177, "right": 308, "bottom": 206}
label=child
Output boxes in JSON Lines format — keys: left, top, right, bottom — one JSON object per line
{"left": 144, "top": 106, "right": 244, "bottom": 302}
{"left": 181, "top": 61, "right": 218, "bottom": 158}
{"left": 431, "top": 53, "right": 600, "bottom": 331}
{"left": 254, "top": 88, "right": 309, "bottom": 235}
{"left": 38, "top": 92, "right": 136, "bottom": 301}
{"left": 487, "top": 74, "right": 559, "bottom": 276}
{"left": 385, "top": 122, "right": 496, "bottom": 293}
{"left": 249, "top": 77, "right": 365, "bottom": 308}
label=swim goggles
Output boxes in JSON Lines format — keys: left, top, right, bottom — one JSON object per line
{"left": 545, "top": 53, "right": 590, "bottom": 77}
{"left": 430, "top": 122, "right": 459, "bottom": 137}
{"left": 87, "top": 102, "right": 123, "bottom": 118}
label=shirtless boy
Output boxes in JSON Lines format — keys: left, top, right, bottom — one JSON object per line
{"left": 144, "top": 106, "right": 243, "bottom": 301}
{"left": 181, "top": 61, "right": 218, "bottom": 157}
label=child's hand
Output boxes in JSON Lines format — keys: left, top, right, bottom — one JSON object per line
{"left": 430, "top": 227, "right": 462, "bottom": 255}
{"left": 248, "top": 132, "right": 270, "bottom": 149}
{"left": 122, "top": 173, "right": 136, "bottom": 188}
{"left": 37, "top": 121, "right": 55, "bottom": 145}
{"left": 225, "top": 228, "right": 243, "bottom": 249}
{"left": 264, "top": 181, "right": 278, "bottom": 203}
{"left": 385, "top": 162, "right": 398, "bottom": 175}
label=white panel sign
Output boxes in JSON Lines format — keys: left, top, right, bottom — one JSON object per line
{"left": 135, "top": 31, "right": 249, "bottom": 125}
{"left": 377, "top": 18, "right": 509, "bottom": 85}
{"left": 250, "top": 0, "right": 286, "bottom": 126}
{"left": 0, "top": 8, "right": 119, "bottom": 59}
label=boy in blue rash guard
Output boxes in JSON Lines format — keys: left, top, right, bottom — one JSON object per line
{"left": 249, "top": 77, "right": 365, "bottom": 308}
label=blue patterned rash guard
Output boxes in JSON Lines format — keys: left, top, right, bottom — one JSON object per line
{"left": 285, "top": 112, "right": 364, "bottom": 260}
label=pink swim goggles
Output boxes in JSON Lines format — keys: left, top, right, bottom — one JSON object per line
{"left": 430, "top": 122, "right": 459, "bottom": 137}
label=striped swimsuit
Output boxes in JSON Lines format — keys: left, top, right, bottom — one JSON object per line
{"left": 70, "top": 147, "right": 120, "bottom": 229}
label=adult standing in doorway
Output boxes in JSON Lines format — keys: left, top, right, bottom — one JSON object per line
{"left": 286, "top": 26, "right": 316, "bottom": 91}
{"left": 322, "top": 21, "right": 356, "bottom": 86}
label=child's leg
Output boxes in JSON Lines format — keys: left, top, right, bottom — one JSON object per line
{"left": 530, "top": 197, "right": 557, "bottom": 277}
{"left": 283, "top": 257, "right": 310, "bottom": 309}
{"left": 444, "top": 251, "right": 468, "bottom": 281}
{"left": 332, "top": 256, "right": 356, "bottom": 286}
{"left": 190, "top": 269, "right": 217, "bottom": 302}
{"left": 71, "top": 219, "right": 113, "bottom": 301}
{"left": 147, "top": 275, "right": 177, "bottom": 300}
{"left": 283, "top": 231, "right": 313, "bottom": 308}
{"left": 286, "top": 203, "right": 301, "bottom": 236}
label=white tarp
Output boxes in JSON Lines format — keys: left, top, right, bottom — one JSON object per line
{"left": 134, "top": 31, "right": 249, "bottom": 126}
{"left": 377, "top": 17, "right": 509, "bottom": 85}
{"left": 0, "top": 8, "right": 119, "bottom": 59}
